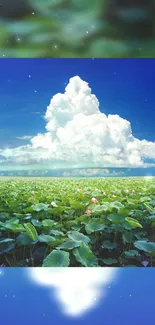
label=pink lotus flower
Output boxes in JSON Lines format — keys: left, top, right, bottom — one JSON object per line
{"left": 91, "top": 197, "right": 98, "bottom": 204}
{"left": 86, "top": 209, "right": 92, "bottom": 215}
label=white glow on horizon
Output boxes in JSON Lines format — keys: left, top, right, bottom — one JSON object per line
{"left": 145, "top": 175, "right": 154, "bottom": 180}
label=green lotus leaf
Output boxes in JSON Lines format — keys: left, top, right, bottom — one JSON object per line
{"left": 108, "top": 214, "right": 125, "bottom": 224}
{"left": 125, "top": 217, "right": 143, "bottom": 229}
{"left": 42, "top": 219, "right": 56, "bottom": 227}
{"left": 73, "top": 243, "right": 98, "bottom": 267}
{"left": 5, "top": 222, "right": 25, "bottom": 232}
{"left": 43, "top": 250, "right": 70, "bottom": 267}
{"left": 0, "top": 238, "right": 15, "bottom": 255}
{"left": 85, "top": 222, "right": 105, "bottom": 234}
{"left": 16, "top": 233, "right": 37, "bottom": 246}
{"left": 68, "top": 231, "right": 90, "bottom": 244}
{"left": 102, "top": 240, "right": 117, "bottom": 249}
{"left": 38, "top": 235, "right": 56, "bottom": 243}
{"left": 124, "top": 250, "right": 138, "bottom": 257}
{"left": 134, "top": 240, "right": 155, "bottom": 254}
{"left": 57, "top": 240, "right": 80, "bottom": 250}
{"left": 32, "top": 203, "right": 49, "bottom": 212}
{"left": 102, "top": 258, "right": 117, "bottom": 265}
{"left": 24, "top": 222, "right": 38, "bottom": 241}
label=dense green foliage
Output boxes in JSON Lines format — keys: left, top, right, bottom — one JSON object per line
{"left": 0, "top": 177, "right": 155, "bottom": 267}
{"left": 0, "top": 0, "right": 155, "bottom": 58}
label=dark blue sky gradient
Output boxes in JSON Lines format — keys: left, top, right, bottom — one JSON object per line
{"left": 0, "top": 268, "right": 154, "bottom": 325}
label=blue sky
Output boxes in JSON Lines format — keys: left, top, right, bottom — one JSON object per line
{"left": 0, "top": 268, "right": 154, "bottom": 325}
{"left": 0, "top": 58, "right": 155, "bottom": 170}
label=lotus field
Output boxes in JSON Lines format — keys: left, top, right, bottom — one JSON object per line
{"left": 0, "top": 177, "right": 155, "bottom": 267}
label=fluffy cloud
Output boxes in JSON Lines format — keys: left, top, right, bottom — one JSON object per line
{"left": 27, "top": 267, "right": 118, "bottom": 317}
{"left": 16, "top": 135, "right": 33, "bottom": 140}
{"left": 0, "top": 75, "right": 155, "bottom": 169}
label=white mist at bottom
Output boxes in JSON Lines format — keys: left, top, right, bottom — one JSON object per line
{"left": 26, "top": 267, "right": 118, "bottom": 317}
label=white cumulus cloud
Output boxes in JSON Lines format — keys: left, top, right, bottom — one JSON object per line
{"left": 16, "top": 135, "right": 33, "bottom": 140}
{"left": 26, "top": 267, "right": 118, "bottom": 317}
{"left": 0, "top": 75, "right": 155, "bottom": 169}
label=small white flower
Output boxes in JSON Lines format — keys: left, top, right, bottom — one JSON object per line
{"left": 51, "top": 201, "right": 57, "bottom": 207}
{"left": 91, "top": 198, "right": 98, "bottom": 204}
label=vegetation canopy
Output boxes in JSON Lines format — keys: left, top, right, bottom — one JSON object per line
{"left": 0, "top": 0, "right": 155, "bottom": 58}
{"left": 0, "top": 176, "right": 155, "bottom": 267}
